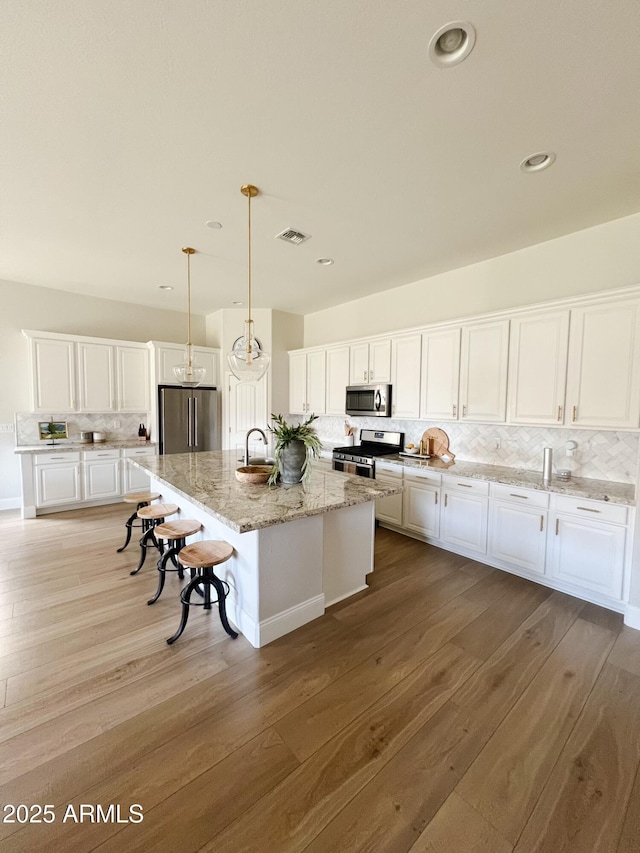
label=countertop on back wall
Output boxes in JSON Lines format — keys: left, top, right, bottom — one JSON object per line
{"left": 317, "top": 441, "right": 636, "bottom": 506}
{"left": 14, "top": 441, "right": 157, "bottom": 454}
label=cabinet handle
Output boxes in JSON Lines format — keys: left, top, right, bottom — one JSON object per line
{"left": 434, "top": 492, "right": 438, "bottom": 505}
{"left": 363, "top": 370, "right": 367, "bottom": 381}
{"left": 540, "top": 515, "right": 544, "bottom": 532}
{"left": 462, "top": 404, "right": 467, "bottom": 417}
{"left": 572, "top": 405, "right": 577, "bottom": 422}
{"left": 452, "top": 405, "right": 457, "bottom": 417}
{"left": 444, "top": 494, "right": 448, "bottom": 507}
{"left": 557, "top": 406, "right": 563, "bottom": 422}
{"left": 456, "top": 483, "right": 472, "bottom": 488}
{"left": 555, "top": 518, "right": 559, "bottom": 535}
{"left": 509, "top": 493, "right": 528, "bottom": 499}
{"left": 577, "top": 506, "right": 600, "bottom": 513}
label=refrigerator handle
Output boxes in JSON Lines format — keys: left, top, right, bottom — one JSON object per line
{"left": 187, "top": 396, "right": 193, "bottom": 447}
{"left": 193, "top": 396, "right": 198, "bottom": 447}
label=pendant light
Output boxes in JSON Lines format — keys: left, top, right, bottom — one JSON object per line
{"left": 174, "top": 246, "right": 206, "bottom": 387}
{"left": 226, "top": 184, "right": 271, "bottom": 382}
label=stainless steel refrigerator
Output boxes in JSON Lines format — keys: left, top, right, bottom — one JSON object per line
{"left": 158, "top": 385, "right": 221, "bottom": 454}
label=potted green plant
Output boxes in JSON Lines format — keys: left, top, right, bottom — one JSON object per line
{"left": 268, "top": 413, "right": 323, "bottom": 485}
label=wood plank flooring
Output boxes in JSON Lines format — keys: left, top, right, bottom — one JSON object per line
{"left": 1, "top": 504, "right": 640, "bottom": 852}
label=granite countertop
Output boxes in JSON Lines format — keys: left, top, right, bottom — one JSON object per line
{"left": 130, "top": 449, "right": 403, "bottom": 534}
{"left": 14, "top": 441, "right": 157, "bottom": 454}
{"left": 380, "top": 454, "right": 636, "bottom": 506}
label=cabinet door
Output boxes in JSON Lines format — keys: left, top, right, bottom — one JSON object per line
{"left": 369, "top": 339, "right": 392, "bottom": 383}
{"left": 84, "top": 458, "right": 121, "bottom": 499}
{"left": 193, "top": 348, "right": 218, "bottom": 387}
{"left": 349, "top": 343, "right": 370, "bottom": 384}
{"left": 157, "top": 346, "right": 184, "bottom": 385}
{"left": 566, "top": 301, "right": 640, "bottom": 428}
{"left": 402, "top": 482, "right": 440, "bottom": 538}
{"left": 459, "top": 320, "right": 509, "bottom": 422}
{"left": 326, "top": 346, "right": 350, "bottom": 415}
{"left": 289, "top": 353, "right": 307, "bottom": 414}
{"left": 35, "top": 463, "right": 81, "bottom": 506}
{"left": 123, "top": 461, "right": 151, "bottom": 492}
{"left": 391, "top": 335, "right": 421, "bottom": 419}
{"left": 306, "top": 351, "right": 326, "bottom": 415}
{"left": 507, "top": 311, "right": 569, "bottom": 425}
{"left": 549, "top": 514, "right": 626, "bottom": 600}
{"left": 420, "top": 328, "right": 461, "bottom": 421}
{"left": 441, "top": 490, "right": 488, "bottom": 553}
{"left": 489, "top": 502, "right": 547, "bottom": 575}
{"left": 77, "top": 342, "right": 116, "bottom": 412}
{"left": 116, "top": 346, "right": 150, "bottom": 412}
{"left": 29, "top": 337, "right": 77, "bottom": 413}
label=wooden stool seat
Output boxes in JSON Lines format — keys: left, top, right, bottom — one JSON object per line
{"left": 166, "top": 540, "right": 237, "bottom": 644}
{"left": 176, "top": 540, "right": 234, "bottom": 569}
{"left": 117, "top": 492, "right": 162, "bottom": 553}
{"left": 154, "top": 520, "right": 202, "bottom": 540}
{"left": 130, "top": 504, "right": 180, "bottom": 576}
{"left": 146, "top": 520, "right": 203, "bottom": 606}
{"left": 137, "top": 503, "right": 179, "bottom": 521}
{"left": 123, "top": 490, "right": 161, "bottom": 505}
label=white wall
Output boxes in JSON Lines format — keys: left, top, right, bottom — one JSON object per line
{"left": 304, "top": 212, "right": 640, "bottom": 346}
{"left": 0, "top": 279, "right": 204, "bottom": 505}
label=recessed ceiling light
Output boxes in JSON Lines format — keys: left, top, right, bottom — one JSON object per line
{"left": 520, "top": 152, "right": 556, "bottom": 173}
{"left": 158, "top": 285, "right": 174, "bottom": 290}
{"left": 206, "top": 220, "right": 222, "bottom": 229}
{"left": 316, "top": 258, "right": 334, "bottom": 266}
{"left": 429, "top": 22, "right": 476, "bottom": 67}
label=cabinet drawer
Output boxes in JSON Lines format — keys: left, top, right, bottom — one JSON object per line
{"left": 491, "top": 482, "right": 549, "bottom": 508}
{"left": 82, "top": 449, "right": 120, "bottom": 461}
{"left": 376, "top": 461, "right": 403, "bottom": 479}
{"left": 404, "top": 469, "right": 441, "bottom": 486}
{"left": 34, "top": 452, "right": 81, "bottom": 465}
{"left": 123, "top": 446, "right": 156, "bottom": 458}
{"left": 444, "top": 476, "right": 489, "bottom": 496}
{"left": 553, "top": 495, "right": 628, "bottom": 525}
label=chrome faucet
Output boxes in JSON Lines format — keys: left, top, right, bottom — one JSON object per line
{"left": 244, "top": 428, "right": 268, "bottom": 465}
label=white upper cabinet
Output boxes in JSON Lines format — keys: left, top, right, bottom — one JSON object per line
{"left": 288, "top": 350, "right": 326, "bottom": 415}
{"left": 349, "top": 338, "right": 391, "bottom": 384}
{"left": 78, "top": 342, "right": 116, "bottom": 412}
{"left": 116, "top": 346, "right": 150, "bottom": 412}
{"left": 565, "top": 300, "right": 640, "bottom": 429}
{"left": 27, "top": 336, "right": 77, "bottom": 413}
{"left": 420, "top": 327, "right": 461, "bottom": 421}
{"left": 391, "top": 334, "right": 421, "bottom": 419}
{"left": 325, "top": 346, "right": 350, "bottom": 415}
{"left": 459, "top": 319, "right": 509, "bottom": 422}
{"left": 507, "top": 310, "right": 570, "bottom": 425}
{"left": 155, "top": 343, "right": 219, "bottom": 387}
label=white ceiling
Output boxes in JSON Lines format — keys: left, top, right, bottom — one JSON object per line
{"left": 2, "top": 1, "right": 640, "bottom": 317}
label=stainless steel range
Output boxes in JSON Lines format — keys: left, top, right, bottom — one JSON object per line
{"left": 332, "top": 429, "right": 404, "bottom": 478}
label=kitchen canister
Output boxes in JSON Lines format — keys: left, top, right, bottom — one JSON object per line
{"left": 80, "top": 431, "right": 93, "bottom": 443}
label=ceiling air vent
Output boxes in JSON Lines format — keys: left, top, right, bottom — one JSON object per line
{"left": 276, "top": 228, "right": 311, "bottom": 245}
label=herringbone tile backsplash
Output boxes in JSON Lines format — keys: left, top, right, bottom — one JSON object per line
{"left": 15, "top": 412, "right": 150, "bottom": 445}
{"left": 314, "top": 416, "right": 639, "bottom": 483}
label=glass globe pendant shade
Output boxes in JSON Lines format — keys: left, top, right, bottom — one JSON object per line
{"left": 174, "top": 343, "right": 206, "bottom": 387}
{"left": 227, "top": 320, "right": 270, "bottom": 382}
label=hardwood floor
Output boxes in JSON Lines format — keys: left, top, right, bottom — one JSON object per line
{"left": 1, "top": 504, "right": 640, "bottom": 852}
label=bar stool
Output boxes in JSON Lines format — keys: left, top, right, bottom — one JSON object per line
{"left": 131, "top": 503, "right": 179, "bottom": 576}
{"left": 167, "top": 540, "right": 237, "bottom": 645}
{"left": 147, "top": 519, "right": 203, "bottom": 605}
{"left": 117, "top": 491, "right": 162, "bottom": 553}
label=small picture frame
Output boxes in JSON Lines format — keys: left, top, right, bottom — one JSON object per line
{"left": 39, "top": 421, "right": 68, "bottom": 444}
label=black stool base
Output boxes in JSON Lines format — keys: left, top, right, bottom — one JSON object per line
{"left": 167, "top": 567, "right": 238, "bottom": 644}
{"left": 117, "top": 501, "right": 149, "bottom": 552}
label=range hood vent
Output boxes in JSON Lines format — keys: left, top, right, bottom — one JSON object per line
{"left": 276, "top": 228, "right": 311, "bottom": 245}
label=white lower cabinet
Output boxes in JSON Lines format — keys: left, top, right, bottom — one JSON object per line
{"left": 375, "top": 463, "right": 405, "bottom": 527}
{"left": 83, "top": 450, "right": 121, "bottom": 499}
{"left": 34, "top": 452, "right": 82, "bottom": 507}
{"left": 488, "top": 484, "right": 549, "bottom": 575}
{"left": 122, "top": 446, "right": 154, "bottom": 492}
{"left": 401, "top": 470, "right": 441, "bottom": 538}
{"left": 549, "top": 495, "right": 627, "bottom": 603}
{"left": 441, "top": 477, "right": 489, "bottom": 554}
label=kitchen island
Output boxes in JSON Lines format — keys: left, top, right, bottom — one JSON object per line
{"left": 130, "top": 450, "right": 402, "bottom": 647}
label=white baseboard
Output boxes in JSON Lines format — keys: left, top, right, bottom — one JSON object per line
{"left": 230, "top": 594, "right": 326, "bottom": 648}
{"left": 624, "top": 604, "right": 640, "bottom": 631}
{"left": 0, "top": 497, "right": 21, "bottom": 511}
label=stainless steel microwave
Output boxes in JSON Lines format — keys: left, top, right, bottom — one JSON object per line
{"left": 345, "top": 384, "right": 392, "bottom": 417}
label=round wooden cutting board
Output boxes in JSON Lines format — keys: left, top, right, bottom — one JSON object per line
{"left": 421, "top": 427, "right": 455, "bottom": 460}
